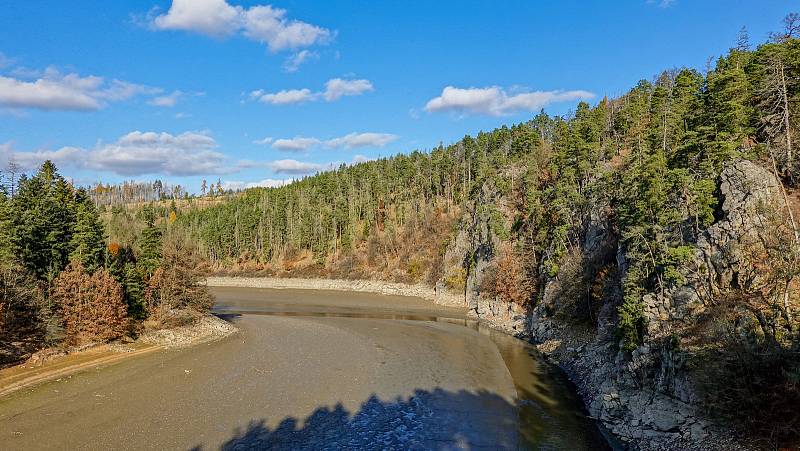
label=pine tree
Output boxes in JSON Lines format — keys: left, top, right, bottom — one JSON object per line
{"left": 12, "top": 161, "right": 77, "bottom": 278}
{"left": 0, "top": 190, "right": 15, "bottom": 266}
{"left": 69, "top": 189, "right": 106, "bottom": 272}
{"left": 124, "top": 262, "right": 146, "bottom": 319}
{"left": 137, "top": 204, "right": 162, "bottom": 277}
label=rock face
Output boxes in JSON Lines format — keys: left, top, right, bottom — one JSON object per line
{"left": 458, "top": 159, "right": 784, "bottom": 450}
{"left": 694, "top": 160, "right": 784, "bottom": 296}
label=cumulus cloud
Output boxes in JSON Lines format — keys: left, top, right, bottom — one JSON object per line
{"left": 323, "top": 78, "right": 373, "bottom": 101}
{"left": 325, "top": 132, "right": 398, "bottom": 149}
{"left": 266, "top": 159, "right": 324, "bottom": 175}
{"left": 1, "top": 145, "right": 84, "bottom": 170}
{"left": 424, "top": 86, "right": 595, "bottom": 116}
{"left": 254, "top": 88, "right": 315, "bottom": 105}
{"left": 272, "top": 137, "right": 321, "bottom": 152}
{"left": 223, "top": 178, "right": 292, "bottom": 191}
{"left": 4, "top": 131, "right": 238, "bottom": 176}
{"left": 249, "top": 78, "right": 373, "bottom": 106}
{"left": 152, "top": 0, "right": 332, "bottom": 52}
{"left": 0, "top": 67, "right": 161, "bottom": 112}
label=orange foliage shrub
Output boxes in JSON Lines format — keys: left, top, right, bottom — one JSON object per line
{"left": 481, "top": 244, "right": 534, "bottom": 306}
{"left": 50, "top": 262, "right": 128, "bottom": 345}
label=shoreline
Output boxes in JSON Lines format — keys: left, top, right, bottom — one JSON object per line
{"left": 0, "top": 314, "right": 237, "bottom": 399}
{"left": 204, "top": 276, "right": 466, "bottom": 307}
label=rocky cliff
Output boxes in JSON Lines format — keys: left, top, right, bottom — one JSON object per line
{"left": 450, "top": 159, "right": 787, "bottom": 450}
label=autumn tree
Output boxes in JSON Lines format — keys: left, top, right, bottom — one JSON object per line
{"left": 50, "top": 262, "right": 128, "bottom": 345}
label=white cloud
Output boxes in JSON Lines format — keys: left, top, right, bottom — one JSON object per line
{"left": 269, "top": 132, "right": 398, "bottom": 152}
{"left": 0, "top": 74, "right": 101, "bottom": 111}
{"left": 0, "top": 68, "right": 160, "bottom": 112}
{"left": 152, "top": 0, "right": 242, "bottom": 36}
{"left": 250, "top": 78, "right": 373, "bottom": 106}
{"left": 282, "top": 49, "right": 317, "bottom": 73}
{"left": 1, "top": 144, "right": 84, "bottom": 170}
{"left": 255, "top": 88, "right": 315, "bottom": 105}
{"left": 253, "top": 136, "right": 273, "bottom": 145}
{"left": 325, "top": 132, "right": 398, "bottom": 149}
{"left": 4, "top": 131, "right": 237, "bottom": 176}
{"left": 266, "top": 159, "right": 324, "bottom": 175}
{"left": 272, "top": 137, "right": 321, "bottom": 152}
{"left": 424, "top": 86, "right": 595, "bottom": 116}
{"left": 223, "top": 178, "right": 292, "bottom": 190}
{"left": 323, "top": 78, "right": 373, "bottom": 101}
{"left": 152, "top": 0, "right": 332, "bottom": 52}
{"left": 241, "top": 5, "right": 333, "bottom": 52}
{"left": 148, "top": 90, "right": 183, "bottom": 107}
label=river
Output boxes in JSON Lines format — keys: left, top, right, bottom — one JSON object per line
{"left": 0, "top": 287, "right": 609, "bottom": 450}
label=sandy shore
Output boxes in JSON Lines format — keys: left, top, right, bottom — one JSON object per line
{"left": 0, "top": 314, "right": 236, "bottom": 399}
{"left": 205, "top": 276, "right": 466, "bottom": 306}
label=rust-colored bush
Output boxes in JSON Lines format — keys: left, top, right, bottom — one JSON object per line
{"left": 50, "top": 262, "right": 128, "bottom": 345}
{"left": 481, "top": 244, "right": 534, "bottom": 306}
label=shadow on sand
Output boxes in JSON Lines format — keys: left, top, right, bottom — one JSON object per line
{"left": 190, "top": 388, "right": 522, "bottom": 451}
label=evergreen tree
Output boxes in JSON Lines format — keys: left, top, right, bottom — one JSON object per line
{"left": 12, "top": 161, "right": 77, "bottom": 278}
{"left": 0, "top": 190, "right": 15, "bottom": 265}
{"left": 124, "top": 262, "right": 146, "bottom": 319}
{"left": 137, "top": 204, "right": 162, "bottom": 277}
{"left": 69, "top": 189, "right": 106, "bottom": 272}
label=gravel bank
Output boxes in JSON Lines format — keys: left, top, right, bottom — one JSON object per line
{"left": 139, "top": 314, "right": 238, "bottom": 349}
{"left": 205, "top": 276, "right": 465, "bottom": 307}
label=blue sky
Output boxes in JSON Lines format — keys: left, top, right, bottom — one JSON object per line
{"left": 0, "top": 0, "right": 796, "bottom": 192}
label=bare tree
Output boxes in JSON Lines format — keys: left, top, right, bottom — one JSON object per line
{"left": 770, "top": 12, "right": 800, "bottom": 43}
{"left": 758, "top": 56, "right": 795, "bottom": 177}
{"left": 5, "top": 157, "right": 20, "bottom": 197}
{"left": 736, "top": 26, "right": 750, "bottom": 51}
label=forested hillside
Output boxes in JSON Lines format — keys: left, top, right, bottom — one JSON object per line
{"left": 162, "top": 24, "right": 800, "bottom": 447}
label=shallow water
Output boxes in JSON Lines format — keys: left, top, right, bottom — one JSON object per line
{"left": 211, "top": 287, "right": 611, "bottom": 450}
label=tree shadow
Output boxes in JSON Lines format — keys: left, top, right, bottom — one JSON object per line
{"left": 213, "top": 312, "right": 244, "bottom": 324}
{"left": 189, "top": 388, "right": 535, "bottom": 451}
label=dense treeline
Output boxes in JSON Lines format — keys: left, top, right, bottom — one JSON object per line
{"left": 0, "top": 162, "right": 211, "bottom": 367}
{"left": 172, "top": 22, "right": 800, "bottom": 444}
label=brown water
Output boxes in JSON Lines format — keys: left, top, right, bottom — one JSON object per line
{"left": 211, "top": 287, "right": 611, "bottom": 450}
{"left": 0, "top": 287, "right": 611, "bottom": 450}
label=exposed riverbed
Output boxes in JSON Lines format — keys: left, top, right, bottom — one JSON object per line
{"left": 0, "top": 287, "right": 608, "bottom": 450}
